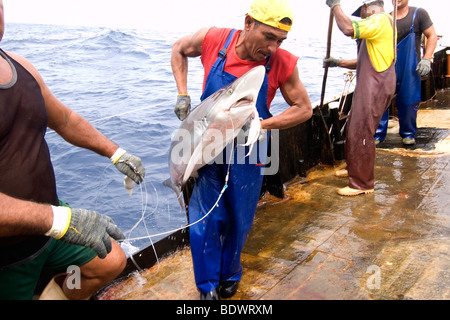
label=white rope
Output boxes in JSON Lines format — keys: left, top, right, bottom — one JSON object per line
{"left": 120, "top": 115, "right": 239, "bottom": 274}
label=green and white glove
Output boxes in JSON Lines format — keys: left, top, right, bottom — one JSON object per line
{"left": 45, "top": 206, "right": 125, "bottom": 259}
{"left": 111, "top": 148, "right": 145, "bottom": 184}
{"left": 174, "top": 94, "right": 191, "bottom": 121}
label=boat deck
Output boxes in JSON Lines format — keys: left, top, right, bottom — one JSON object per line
{"left": 96, "top": 89, "right": 450, "bottom": 300}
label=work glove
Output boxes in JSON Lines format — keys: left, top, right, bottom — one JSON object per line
{"left": 175, "top": 94, "right": 191, "bottom": 121}
{"left": 46, "top": 206, "right": 125, "bottom": 259}
{"left": 323, "top": 56, "right": 340, "bottom": 68}
{"left": 111, "top": 148, "right": 145, "bottom": 184}
{"left": 326, "top": 0, "right": 340, "bottom": 9}
{"left": 416, "top": 58, "right": 431, "bottom": 76}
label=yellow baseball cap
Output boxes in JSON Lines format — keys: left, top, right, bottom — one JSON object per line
{"left": 247, "top": 0, "right": 294, "bottom": 32}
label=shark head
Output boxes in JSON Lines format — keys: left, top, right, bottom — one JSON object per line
{"left": 213, "top": 65, "right": 266, "bottom": 114}
{"left": 167, "top": 65, "right": 267, "bottom": 195}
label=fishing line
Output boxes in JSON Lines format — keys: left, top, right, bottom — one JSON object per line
{"left": 77, "top": 111, "right": 251, "bottom": 274}
{"left": 120, "top": 132, "right": 235, "bottom": 274}
{"left": 45, "top": 99, "right": 233, "bottom": 271}
{"left": 120, "top": 111, "right": 266, "bottom": 251}
{"left": 125, "top": 176, "right": 160, "bottom": 273}
{"left": 125, "top": 140, "right": 234, "bottom": 242}
{"left": 123, "top": 115, "right": 242, "bottom": 251}
{"left": 125, "top": 180, "right": 230, "bottom": 242}
{"left": 88, "top": 105, "right": 157, "bottom": 125}
{"left": 45, "top": 104, "right": 157, "bottom": 136}
{"left": 93, "top": 164, "right": 162, "bottom": 272}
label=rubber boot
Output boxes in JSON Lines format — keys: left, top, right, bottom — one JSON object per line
{"left": 335, "top": 169, "right": 348, "bottom": 177}
{"left": 337, "top": 186, "right": 374, "bottom": 196}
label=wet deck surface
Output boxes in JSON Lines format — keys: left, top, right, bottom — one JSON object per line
{"left": 97, "top": 89, "right": 450, "bottom": 300}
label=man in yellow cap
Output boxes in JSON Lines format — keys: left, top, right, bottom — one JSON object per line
{"left": 172, "top": 0, "right": 312, "bottom": 300}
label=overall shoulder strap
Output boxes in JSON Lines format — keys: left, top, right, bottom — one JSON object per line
{"left": 410, "top": 7, "right": 419, "bottom": 31}
{"left": 218, "top": 29, "right": 237, "bottom": 59}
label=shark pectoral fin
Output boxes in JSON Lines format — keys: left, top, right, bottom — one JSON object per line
{"left": 163, "top": 178, "right": 184, "bottom": 209}
{"left": 243, "top": 114, "right": 261, "bottom": 156}
{"left": 246, "top": 143, "right": 255, "bottom": 158}
{"left": 163, "top": 178, "right": 174, "bottom": 190}
{"left": 183, "top": 144, "right": 203, "bottom": 184}
{"left": 244, "top": 114, "right": 261, "bottom": 146}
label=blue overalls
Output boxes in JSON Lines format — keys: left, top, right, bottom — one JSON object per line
{"left": 375, "top": 8, "right": 421, "bottom": 142}
{"left": 188, "top": 29, "right": 271, "bottom": 294}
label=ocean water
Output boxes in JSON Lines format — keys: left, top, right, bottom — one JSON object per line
{"left": 1, "top": 23, "right": 356, "bottom": 253}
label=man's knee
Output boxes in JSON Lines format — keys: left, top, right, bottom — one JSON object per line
{"left": 81, "top": 241, "right": 127, "bottom": 282}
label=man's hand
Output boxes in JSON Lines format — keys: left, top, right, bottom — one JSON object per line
{"left": 46, "top": 207, "right": 125, "bottom": 259}
{"left": 175, "top": 94, "right": 191, "bottom": 121}
{"left": 111, "top": 148, "right": 145, "bottom": 184}
{"left": 326, "top": 0, "right": 341, "bottom": 9}
{"left": 323, "top": 56, "right": 340, "bottom": 68}
{"left": 416, "top": 58, "right": 431, "bottom": 76}
{"left": 114, "top": 152, "right": 145, "bottom": 184}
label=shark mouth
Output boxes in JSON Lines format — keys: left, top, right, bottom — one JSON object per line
{"left": 231, "top": 95, "right": 257, "bottom": 108}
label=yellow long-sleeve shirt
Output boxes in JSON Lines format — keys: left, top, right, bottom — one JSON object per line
{"left": 352, "top": 12, "right": 395, "bottom": 72}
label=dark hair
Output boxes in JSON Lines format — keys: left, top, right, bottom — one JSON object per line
{"left": 280, "top": 17, "right": 293, "bottom": 27}
{"left": 253, "top": 17, "right": 292, "bottom": 28}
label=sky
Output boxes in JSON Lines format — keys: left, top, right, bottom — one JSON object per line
{"left": 3, "top": 0, "right": 449, "bottom": 42}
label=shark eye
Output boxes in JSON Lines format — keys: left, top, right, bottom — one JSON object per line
{"left": 227, "top": 88, "right": 234, "bottom": 95}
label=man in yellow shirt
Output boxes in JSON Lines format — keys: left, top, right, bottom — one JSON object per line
{"left": 325, "top": 0, "right": 396, "bottom": 196}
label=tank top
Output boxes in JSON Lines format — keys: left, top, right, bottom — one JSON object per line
{"left": 0, "top": 49, "right": 57, "bottom": 270}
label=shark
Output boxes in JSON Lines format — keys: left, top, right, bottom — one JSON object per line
{"left": 165, "top": 65, "right": 266, "bottom": 205}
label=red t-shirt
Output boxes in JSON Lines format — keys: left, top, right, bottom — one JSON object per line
{"left": 200, "top": 27, "right": 299, "bottom": 109}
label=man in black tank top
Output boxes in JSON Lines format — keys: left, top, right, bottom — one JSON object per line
{"left": 0, "top": 0, "right": 145, "bottom": 299}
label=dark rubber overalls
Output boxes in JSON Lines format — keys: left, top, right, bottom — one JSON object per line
{"left": 375, "top": 8, "right": 421, "bottom": 141}
{"left": 188, "top": 29, "right": 271, "bottom": 294}
{"left": 346, "top": 36, "right": 396, "bottom": 190}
